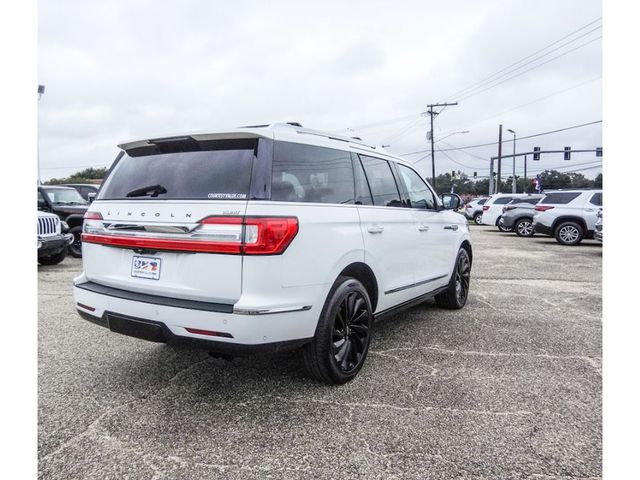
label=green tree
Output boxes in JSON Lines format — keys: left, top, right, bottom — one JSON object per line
{"left": 46, "top": 167, "right": 108, "bottom": 185}
{"left": 594, "top": 173, "right": 602, "bottom": 188}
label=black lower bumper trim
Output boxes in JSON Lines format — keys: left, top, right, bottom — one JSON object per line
{"left": 75, "top": 281, "right": 234, "bottom": 313}
{"left": 77, "top": 309, "right": 311, "bottom": 356}
{"left": 533, "top": 223, "right": 553, "bottom": 236}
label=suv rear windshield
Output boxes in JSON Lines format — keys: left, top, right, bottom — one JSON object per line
{"left": 540, "top": 192, "right": 581, "bottom": 204}
{"left": 99, "top": 140, "right": 256, "bottom": 200}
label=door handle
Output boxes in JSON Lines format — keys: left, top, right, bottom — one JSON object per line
{"left": 443, "top": 224, "right": 459, "bottom": 231}
{"left": 418, "top": 224, "right": 430, "bottom": 232}
{"left": 367, "top": 226, "right": 384, "bottom": 234}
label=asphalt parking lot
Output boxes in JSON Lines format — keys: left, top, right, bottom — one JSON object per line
{"left": 38, "top": 226, "right": 602, "bottom": 480}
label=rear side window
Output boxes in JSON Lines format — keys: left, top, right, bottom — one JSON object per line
{"left": 540, "top": 192, "right": 581, "bottom": 204}
{"left": 272, "top": 142, "right": 354, "bottom": 204}
{"left": 493, "top": 197, "right": 514, "bottom": 205}
{"left": 99, "top": 140, "right": 256, "bottom": 200}
{"left": 589, "top": 192, "right": 602, "bottom": 206}
{"left": 359, "top": 155, "right": 402, "bottom": 207}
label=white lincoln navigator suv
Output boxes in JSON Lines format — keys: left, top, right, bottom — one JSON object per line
{"left": 73, "top": 123, "right": 472, "bottom": 384}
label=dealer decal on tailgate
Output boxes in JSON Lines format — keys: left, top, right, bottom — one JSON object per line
{"left": 131, "top": 256, "right": 161, "bottom": 280}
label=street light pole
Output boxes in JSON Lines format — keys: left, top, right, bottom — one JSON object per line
{"left": 37, "top": 84, "right": 45, "bottom": 185}
{"left": 507, "top": 128, "right": 516, "bottom": 193}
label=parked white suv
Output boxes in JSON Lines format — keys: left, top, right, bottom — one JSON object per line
{"left": 73, "top": 123, "right": 472, "bottom": 384}
{"left": 532, "top": 189, "right": 602, "bottom": 245}
{"left": 481, "top": 193, "right": 540, "bottom": 231}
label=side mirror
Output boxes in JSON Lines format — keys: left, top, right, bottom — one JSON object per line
{"left": 440, "top": 193, "right": 462, "bottom": 210}
{"left": 87, "top": 192, "right": 96, "bottom": 203}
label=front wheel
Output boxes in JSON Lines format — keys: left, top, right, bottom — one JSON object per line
{"left": 68, "top": 226, "right": 83, "bottom": 258}
{"left": 514, "top": 218, "right": 535, "bottom": 237}
{"left": 435, "top": 248, "right": 471, "bottom": 309}
{"left": 303, "top": 276, "right": 373, "bottom": 385}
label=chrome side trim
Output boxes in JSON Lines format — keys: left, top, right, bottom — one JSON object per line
{"left": 233, "top": 305, "right": 312, "bottom": 315}
{"left": 384, "top": 274, "right": 448, "bottom": 295}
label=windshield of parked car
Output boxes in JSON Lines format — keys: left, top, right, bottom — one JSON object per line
{"left": 42, "top": 187, "right": 88, "bottom": 205}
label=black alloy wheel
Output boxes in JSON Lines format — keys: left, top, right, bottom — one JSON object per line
{"left": 331, "top": 290, "right": 370, "bottom": 374}
{"left": 514, "top": 218, "right": 535, "bottom": 237}
{"left": 303, "top": 276, "right": 373, "bottom": 384}
{"left": 435, "top": 248, "right": 471, "bottom": 309}
{"left": 68, "top": 226, "right": 83, "bottom": 258}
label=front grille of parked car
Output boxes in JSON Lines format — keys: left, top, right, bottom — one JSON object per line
{"left": 38, "top": 216, "right": 60, "bottom": 236}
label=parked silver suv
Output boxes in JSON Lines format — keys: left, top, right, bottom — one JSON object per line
{"left": 532, "top": 190, "right": 602, "bottom": 245}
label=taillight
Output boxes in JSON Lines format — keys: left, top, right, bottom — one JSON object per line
{"left": 534, "top": 205, "right": 555, "bottom": 212}
{"left": 243, "top": 217, "right": 299, "bottom": 255}
{"left": 482, "top": 205, "right": 489, "bottom": 211}
{"left": 81, "top": 216, "right": 299, "bottom": 256}
{"left": 83, "top": 211, "right": 103, "bottom": 220}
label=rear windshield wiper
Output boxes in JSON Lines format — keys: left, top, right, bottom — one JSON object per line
{"left": 125, "top": 184, "right": 168, "bottom": 198}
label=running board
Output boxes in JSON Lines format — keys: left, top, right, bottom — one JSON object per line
{"left": 374, "top": 285, "right": 449, "bottom": 322}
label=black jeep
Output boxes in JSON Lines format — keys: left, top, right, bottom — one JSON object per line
{"left": 38, "top": 186, "right": 88, "bottom": 258}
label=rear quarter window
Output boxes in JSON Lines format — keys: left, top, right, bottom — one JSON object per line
{"left": 589, "top": 192, "right": 602, "bottom": 206}
{"left": 271, "top": 142, "right": 355, "bottom": 204}
{"left": 540, "top": 192, "right": 582, "bottom": 204}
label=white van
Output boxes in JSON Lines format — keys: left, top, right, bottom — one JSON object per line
{"left": 73, "top": 123, "right": 472, "bottom": 384}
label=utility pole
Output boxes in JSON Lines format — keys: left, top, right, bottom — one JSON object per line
{"left": 424, "top": 102, "right": 458, "bottom": 189}
{"left": 496, "top": 124, "right": 503, "bottom": 193}
{"left": 523, "top": 155, "right": 527, "bottom": 193}
{"left": 507, "top": 128, "right": 516, "bottom": 193}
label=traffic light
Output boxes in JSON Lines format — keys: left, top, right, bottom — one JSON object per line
{"left": 596, "top": 147, "right": 603, "bottom": 157}
{"left": 451, "top": 170, "right": 456, "bottom": 178}
{"left": 533, "top": 147, "right": 541, "bottom": 161}
{"left": 564, "top": 146, "right": 571, "bottom": 161}
{"left": 473, "top": 171, "right": 477, "bottom": 179}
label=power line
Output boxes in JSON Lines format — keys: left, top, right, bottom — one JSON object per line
{"left": 463, "top": 76, "right": 602, "bottom": 128}
{"left": 457, "top": 36, "right": 602, "bottom": 102}
{"left": 442, "top": 17, "right": 602, "bottom": 100}
{"left": 400, "top": 120, "right": 602, "bottom": 156}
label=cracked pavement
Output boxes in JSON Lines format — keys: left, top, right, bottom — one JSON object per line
{"left": 38, "top": 226, "right": 602, "bottom": 479}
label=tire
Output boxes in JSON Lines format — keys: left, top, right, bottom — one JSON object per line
{"left": 303, "top": 276, "right": 373, "bottom": 385}
{"left": 39, "top": 249, "right": 67, "bottom": 265}
{"left": 435, "top": 248, "right": 471, "bottom": 309}
{"left": 554, "top": 221, "right": 583, "bottom": 246}
{"left": 473, "top": 213, "right": 482, "bottom": 225}
{"left": 68, "top": 226, "right": 83, "bottom": 258}
{"left": 514, "top": 218, "right": 535, "bottom": 237}
{"left": 497, "top": 217, "right": 512, "bottom": 232}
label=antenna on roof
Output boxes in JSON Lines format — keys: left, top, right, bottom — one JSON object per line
{"left": 286, "top": 122, "right": 303, "bottom": 127}
{"left": 351, "top": 136, "right": 363, "bottom": 141}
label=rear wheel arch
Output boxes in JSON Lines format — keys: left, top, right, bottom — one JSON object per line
{"left": 552, "top": 216, "right": 587, "bottom": 234}
{"left": 338, "top": 262, "right": 379, "bottom": 313}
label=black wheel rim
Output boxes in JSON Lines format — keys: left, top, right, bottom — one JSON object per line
{"left": 332, "top": 291, "right": 371, "bottom": 374}
{"left": 70, "top": 234, "right": 82, "bottom": 255}
{"left": 455, "top": 252, "right": 471, "bottom": 304}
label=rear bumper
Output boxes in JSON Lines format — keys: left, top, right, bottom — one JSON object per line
{"left": 73, "top": 280, "right": 317, "bottom": 351}
{"left": 38, "top": 234, "right": 73, "bottom": 257}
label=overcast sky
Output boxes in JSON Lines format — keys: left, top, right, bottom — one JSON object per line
{"left": 38, "top": 0, "right": 602, "bottom": 182}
